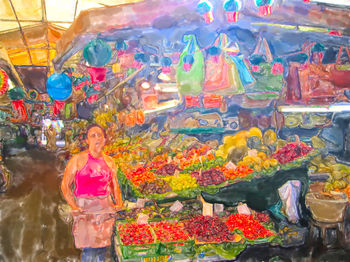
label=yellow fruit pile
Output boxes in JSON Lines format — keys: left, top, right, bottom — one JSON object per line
{"left": 94, "top": 109, "right": 116, "bottom": 129}
{"left": 216, "top": 127, "right": 277, "bottom": 162}
{"left": 216, "top": 130, "right": 249, "bottom": 159}
{"left": 162, "top": 174, "right": 198, "bottom": 191}
{"left": 238, "top": 152, "right": 278, "bottom": 172}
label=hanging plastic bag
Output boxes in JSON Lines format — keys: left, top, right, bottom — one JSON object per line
{"left": 329, "top": 46, "right": 350, "bottom": 88}
{"left": 229, "top": 55, "right": 255, "bottom": 87}
{"left": 77, "top": 101, "right": 95, "bottom": 120}
{"left": 245, "top": 37, "right": 283, "bottom": 100}
{"left": 87, "top": 66, "right": 107, "bottom": 83}
{"left": 64, "top": 102, "right": 73, "bottom": 120}
{"left": 297, "top": 43, "right": 338, "bottom": 104}
{"left": 278, "top": 180, "right": 301, "bottom": 224}
{"left": 176, "top": 35, "right": 204, "bottom": 96}
{"left": 203, "top": 33, "right": 245, "bottom": 95}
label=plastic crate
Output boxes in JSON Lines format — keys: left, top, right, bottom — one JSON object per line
{"left": 280, "top": 225, "right": 308, "bottom": 248}
{"left": 159, "top": 239, "right": 195, "bottom": 256}
{"left": 149, "top": 220, "right": 195, "bottom": 257}
{"left": 115, "top": 222, "right": 160, "bottom": 260}
{"left": 114, "top": 243, "right": 172, "bottom": 262}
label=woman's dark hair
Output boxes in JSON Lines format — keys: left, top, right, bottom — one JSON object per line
{"left": 84, "top": 123, "right": 107, "bottom": 140}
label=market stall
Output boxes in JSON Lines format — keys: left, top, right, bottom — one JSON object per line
{"left": 1, "top": 0, "right": 350, "bottom": 261}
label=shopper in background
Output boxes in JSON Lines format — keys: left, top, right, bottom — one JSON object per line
{"left": 61, "top": 124, "right": 123, "bottom": 262}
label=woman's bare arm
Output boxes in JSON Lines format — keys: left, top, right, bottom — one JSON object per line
{"left": 106, "top": 156, "right": 123, "bottom": 210}
{"left": 61, "top": 155, "right": 81, "bottom": 211}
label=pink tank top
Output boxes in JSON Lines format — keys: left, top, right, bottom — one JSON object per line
{"left": 74, "top": 153, "right": 113, "bottom": 198}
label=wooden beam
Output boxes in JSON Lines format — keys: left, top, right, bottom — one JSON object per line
{"left": 0, "top": 18, "right": 73, "bottom": 23}
{"left": 41, "top": 0, "right": 51, "bottom": 74}
{"left": 8, "top": 0, "right": 33, "bottom": 65}
{"left": 74, "top": 0, "right": 79, "bottom": 20}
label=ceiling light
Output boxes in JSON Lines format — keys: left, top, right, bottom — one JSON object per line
{"left": 279, "top": 104, "right": 350, "bottom": 113}
{"left": 158, "top": 73, "right": 171, "bottom": 82}
{"left": 141, "top": 81, "right": 150, "bottom": 89}
{"left": 144, "top": 100, "right": 179, "bottom": 114}
{"left": 279, "top": 106, "right": 329, "bottom": 112}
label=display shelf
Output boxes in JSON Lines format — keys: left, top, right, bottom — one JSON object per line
{"left": 170, "top": 128, "right": 226, "bottom": 134}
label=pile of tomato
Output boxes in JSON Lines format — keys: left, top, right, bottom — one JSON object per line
{"left": 225, "top": 214, "right": 274, "bottom": 240}
{"left": 217, "top": 165, "right": 254, "bottom": 180}
{"left": 151, "top": 221, "right": 189, "bottom": 242}
{"left": 118, "top": 223, "right": 155, "bottom": 245}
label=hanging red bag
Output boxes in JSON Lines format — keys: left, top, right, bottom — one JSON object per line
{"left": 87, "top": 66, "right": 107, "bottom": 83}
{"left": 329, "top": 46, "right": 350, "bottom": 88}
{"left": 203, "top": 33, "right": 243, "bottom": 95}
{"left": 297, "top": 43, "right": 339, "bottom": 104}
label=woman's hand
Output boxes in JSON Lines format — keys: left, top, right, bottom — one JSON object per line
{"left": 71, "top": 206, "right": 83, "bottom": 214}
{"left": 113, "top": 203, "right": 123, "bottom": 211}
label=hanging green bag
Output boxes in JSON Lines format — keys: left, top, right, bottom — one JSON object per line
{"left": 245, "top": 37, "right": 283, "bottom": 100}
{"left": 64, "top": 102, "right": 73, "bottom": 120}
{"left": 176, "top": 35, "right": 204, "bottom": 96}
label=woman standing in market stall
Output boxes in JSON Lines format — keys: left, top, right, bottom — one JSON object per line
{"left": 61, "top": 124, "right": 123, "bottom": 262}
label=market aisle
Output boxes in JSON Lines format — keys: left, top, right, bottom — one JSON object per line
{"left": 0, "top": 150, "right": 80, "bottom": 262}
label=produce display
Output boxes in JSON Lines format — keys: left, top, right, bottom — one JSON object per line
{"left": 159, "top": 200, "right": 202, "bottom": 220}
{"left": 217, "top": 165, "right": 254, "bottom": 180}
{"left": 118, "top": 223, "right": 155, "bottom": 245}
{"left": 162, "top": 173, "right": 198, "bottom": 191}
{"left": 126, "top": 167, "right": 156, "bottom": 186}
{"left": 238, "top": 152, "right": 278, "bottom": 172}
{"left": 139, "top": 179, "right": 171, "bottom": 195}
{"left": 323, "top": 163, "right": 350, "bottom": 192}
{"left": 116, "top": 205, "right": 163, "bottom": 221}
{"left": 112, "top": 127, "right": 320, "bottom": 200}
{"left": 183, "top": 215, "right": 239, "bottom": 243}
{"left": 308, "top": 154, "right": 350, "bottom": 197}
{"left": 151, "top": 221, "right": 190, "bottom": 242}
{"left": 336, "top": 185, "right": 350, "bottom": 201}
{"left": 155, "top": 163, "right": 182, "bottom": 176}
{"left": 190, "top": 168, "right": 226, "bottom": 187}
{"left": 225, "top": 214, "right": 275, "bottom": 240}
{"left": 272, "top": 142, "right": 313, "bottom": 164}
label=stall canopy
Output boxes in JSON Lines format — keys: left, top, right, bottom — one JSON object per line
{"left": 53, "top": 0, "right": 350, "bottom": 70}
{"left": 0, "top": 0, "right": 143, "bottom": 70}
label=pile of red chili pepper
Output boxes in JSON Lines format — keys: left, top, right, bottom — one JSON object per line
{"left": 151, "top": 221, "right": 189, "bottom": 242}
{"left": 217, "top": 165, "right": 254, "bottom": 180}
{"left": 184, "top": 215, "right": 237, "bottom": 243}
{"left": 125, "top": 166, "right": 156, "bottom": 186}
{"left": 225, "top": 214, "right": 274, "bottom": 240}
{"left": 118, "top": 223, "right": 155, "bottom": 245}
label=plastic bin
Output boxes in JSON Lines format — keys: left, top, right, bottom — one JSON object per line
{"left": 115, "top": 222, "right": 160, "bottom": 260}
{"left": 305, "top": 192, "right": 348, "bottom": 223}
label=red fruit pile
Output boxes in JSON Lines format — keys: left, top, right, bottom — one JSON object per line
{"left": 155, "top": 163, "right": 182, "bottom": 176}
{"left": 151, "top": 221, "right": 189, "bottom": 242}
{"left": 183, "top": 215, "right": 237, "bottom": 243}
{"left": 225, "top": 214, "right": 274, "bottom": 240}
{"left": 118, "top": 223, "right": 155, "bottom": 245}
{"left": 272, "top": 142, "right": 312, "bottom": 164}
{"left": 125, "top": 167, "right": 156, "bottom": 186}
{"left": 191, "top": 168, "right": 226, "bottom": 187}
{"left": 253, "top": 212, "right": 270, "bottom": 224}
